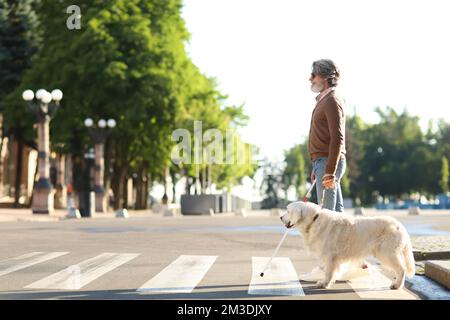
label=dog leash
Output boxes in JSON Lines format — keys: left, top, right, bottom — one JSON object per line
{"left": 260, "top": 180, "right": 317, "bottom": 277}
{"left": 304, "top": 179, "right": 325, "bottom": 208}
{"left": 320, "top": 187, "right": 325, "bottom": 208}
{"left": 303, "top": 180, "right": 317, "bottom": 203}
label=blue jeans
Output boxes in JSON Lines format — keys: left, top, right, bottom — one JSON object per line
{"left": 313, "top": 157, "right": 346, "bottom": 212}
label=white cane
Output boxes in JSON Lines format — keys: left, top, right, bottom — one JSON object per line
{"left": 260, "top": 180, "right": 317, "bottom": 277}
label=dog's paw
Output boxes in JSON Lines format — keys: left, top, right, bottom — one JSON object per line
{"left": 316, "top": 280, "right": 330, "bottom": 289}
{"left": 390, "top": 283, "right": 403, "bottom": 290}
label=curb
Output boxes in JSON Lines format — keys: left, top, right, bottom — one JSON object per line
{"left": 414, "top": 251, "right": 450, "bottom": 261}
{"left": 425, "top": 260, "right": 450, "bottom": 290}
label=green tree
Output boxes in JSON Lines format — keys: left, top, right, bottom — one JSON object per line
{"left": 3, "top": 0, "right": 199, "bottom": 209}
{"left": 173, "top": 67, "right": 257, "bottom": 195}
{"left": 353, "top": 107, "right": 450, "bottom": 204}
{"left": 0, "top": 0, "right": 41, "bottom": 206}
{"left": 356, "top": 107, "right": 424, "bottom": 203}
{"left": 0, "top": 0, "right": 40, "bottom": 99}
{"left": 3, "top": 0, "right": 258, "bottom": 209}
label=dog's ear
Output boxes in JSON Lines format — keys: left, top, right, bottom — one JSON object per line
{"left": 288, "top": 202, "right": 304, "bottom": 222}
{"left": 294, "top": 202, "right": 304, "bottom": 222}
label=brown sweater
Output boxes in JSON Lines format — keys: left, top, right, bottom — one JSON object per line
{"left": 308, "top": 90, "right": 346, "bottom": 175}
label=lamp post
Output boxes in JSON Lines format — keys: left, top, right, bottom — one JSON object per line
{"left": 22, "top": 89, "right": 63, "bottom": 214}
{"left": 80, "top": 147, "right": 95, "bottom": 217}
{"left": 84, "top": 118, "right": 116, "bottom": 213}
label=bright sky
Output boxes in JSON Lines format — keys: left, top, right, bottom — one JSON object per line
{"left": 182, "top": 0, "right": 450, "bottom": 164}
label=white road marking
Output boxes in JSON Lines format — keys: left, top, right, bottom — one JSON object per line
{"left": 25, "top": 253, "right": 139, "bottom": 290}
{"left": 248, "top": 257, "right": 305, "bottom": 296}
{"left": 347, "top": 263, "right": 418, "bottom": 299}
{"left": 137, "top": 255, "right": 217, "bottom": 293}
{"left": 0, "top": 252, "right": 69, "bottom": 277}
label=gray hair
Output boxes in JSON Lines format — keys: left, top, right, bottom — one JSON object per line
{"left": 311, "top": 59, "right": 340, "bottom": 87}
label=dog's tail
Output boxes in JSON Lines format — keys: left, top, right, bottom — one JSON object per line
{"left": 403, "top": 239, "right": 416, "bottom": 278}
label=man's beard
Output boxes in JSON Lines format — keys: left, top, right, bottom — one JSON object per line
{"left": 311, "top": 82, "right": 324, "bottom": 93}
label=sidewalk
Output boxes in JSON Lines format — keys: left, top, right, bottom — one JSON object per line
{"left": 1, "top": 206, "right": 450, "bottom": 222}
{"left": 0, "top": 208, "right": 64, "bottom": 222}
{"left": 0, "top": 207, "right": 155, "bottom": 222}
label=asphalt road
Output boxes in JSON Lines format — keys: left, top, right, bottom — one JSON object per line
{"left": 0, "top": 213, "right": 445, "bottom": 300}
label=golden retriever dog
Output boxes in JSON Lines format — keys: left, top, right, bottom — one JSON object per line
{"left": 280, "top": 201, "right": 415, "bottom": 289}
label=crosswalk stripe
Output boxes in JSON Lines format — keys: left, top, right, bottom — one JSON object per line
{"left": 137, "top": 255, "right": 217, "bottom": 293}
{"left": 347, "top": 263, "right": 418, "bottom": 299}
{"left": 0, "top": 252, "right": 69, "bottom": 277}
{"left": 248, "top": 257, "right": 305, "bottom": 296}
{"left": 0, "top": 251, "right": 419, "bottom": 299}
{"left": 25, "top": 253, "right": 139, "bottom": 290}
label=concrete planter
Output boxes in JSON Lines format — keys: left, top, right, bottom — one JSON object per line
{"left": 180, "top": 194, "right": 251, "bottom": 215}
{"left": 180, "top": 194, "right": 223, "bottom": 215}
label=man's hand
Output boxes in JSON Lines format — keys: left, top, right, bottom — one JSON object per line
{"left": 322, "top": 174, "right": 335, "bottom": 189}
{"left": 310, "top": 171, "right": 315, "bottom": 183}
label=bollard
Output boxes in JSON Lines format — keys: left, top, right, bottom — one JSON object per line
{"left": 66, "top": 207, "right": 81, "bottom": 219}
{"left": 89, "top": 191, "right": 96, "bottom": 217}
{"left": 115, "top": 208, "right": 129, "bottom": 218}
{"left": 66, "top": 195, "right": 81, "bottom": 219}
{"left": 163, "top": 207, "right": 175, "bottom": 217}
{"left": 408, "top": 206, "right": 421, "bottom": 215}
{"left": 235, "top": 208, "right": 247, "bottom": 217}
{"left": 163, "top": 204, "right": 181, "bottom": 217}
{"left": 152, "top": 203, "right": 162, "bottom": 214}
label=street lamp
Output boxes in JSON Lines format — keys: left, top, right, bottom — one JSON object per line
{"left": 84, "top": 117, "right": 116, "bottom": 213}
{"left": 22, "top": 88, "right": 63, "bottom": 214}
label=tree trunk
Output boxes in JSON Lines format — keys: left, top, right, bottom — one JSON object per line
{"left": 143, "top": 170, "right": 149, "bottom": 209}
{"left": 0, "top": 114, "right": 4, "bottom": 197}
{"left": 135, "top": 163, "right": 148, "bottom": 209}
{"left": 14, "top": 137, "right": 24, "bottom": 208}
{"left": 184, "top": 168, "right": 190, "bottom": 195}
{"left": 208, "top": 163, "right": 212, "bottom": 194}
{"left": 195, "top": 163, "right": 200, "bottom": 195}
{"left": 135, "top": 176, "right": 144, "bottom": 210}
{"left": 122, "top": 172, "right": 128, "bottom": 209}
{"left": 103, "top": 136, "right": 113, "bottom": 207}
{"left": 162, "top": 166, "right": 168, "bottom": 204}
{"left": 112, "top": 165, "right": 127, "bottom": 210}
{"left": 135, "top": 172, "right": 142, "bottom": 210}
{"left": 170, "top": 168, "right": 177, "bottom": 203}
{"left": 112, "top": 172, "right": 120, "bottom": 210}
{"left": 112, "top": 139, "right": 129, "bottom": 210}
{"left": 201, "top": 161, "right": 206, "bottom": 194}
